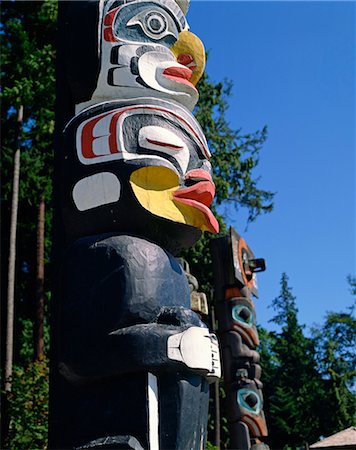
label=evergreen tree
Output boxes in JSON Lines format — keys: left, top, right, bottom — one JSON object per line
{"left": 347, "top": 275, "right": 356, "bottom": 298}
{"left": 1, "top": 0, "right": 56, "bottom": 365}
{"left": 312, "top": 279, "right": 356, "bottom": 434}
{"left": 265, "top": 273, "right": 324, "bottom": 449}
{"left": 1, "top": 2, "right": 56, "bottom": 448}
{"left": 257, "top": 326, "right": 278, "bottom": 437}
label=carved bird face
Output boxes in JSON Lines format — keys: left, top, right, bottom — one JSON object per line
{"left": 64, "top": 99, "right": 218, "bottom": 249}
{"left": 77, "top": 0, "right": 205, "bottom": 112}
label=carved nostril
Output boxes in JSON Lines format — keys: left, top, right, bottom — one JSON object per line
{"left": 177, "top": 53, "right": 194, "bottom": 66}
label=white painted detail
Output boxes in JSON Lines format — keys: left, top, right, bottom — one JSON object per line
{"left": 111, "top": 67, "right": 140, "bottom": 87}
{"left": 97, "top": 0, "right": 104, "bottom": 57}
{"left": 138, "top": 51, "right": 198, "bottom": 110}
{"left": 148, "top": 373, "right": 160, "bottom": 450}
{"left": 209, "top": 334, "right": 222, "bottom": 380}
{"left": 139, "top": 126, "right": 189, "bottom": 173}
{"left": 167, "top": 327, "right": 222, "bottom": 380}
{"left": 200, "top": 425, "right": 205, "bottom": 450}
{"left": 115, "top": 44, "right": 135, "bottom": 66}
{"left": 72, "top": 172, "right": 121, "bottom": 211}
{"left": 92, "top": 137, "right": 112, "bottom": 157}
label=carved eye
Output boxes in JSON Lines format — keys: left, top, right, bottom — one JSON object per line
{"left": 232, "top": 304, "right": 254, "bottom": 327}
{"left": 237, "top": 389, "right": 262, "bottom": 415}
{"left": 145, "top": 12, "right": 167, "bottom": 35}
{"left": 127, "top": 9, "right": 179, "bottom": 41}
{"left": 138, "top": 126, "right": 189, "bottom": 173}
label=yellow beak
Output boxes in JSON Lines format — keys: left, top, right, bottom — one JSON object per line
{"left": 130, "top": 166, "right": 214, "bottom": 233}
{"left": 171, "top": 31, "right": 206, "bottom": 86}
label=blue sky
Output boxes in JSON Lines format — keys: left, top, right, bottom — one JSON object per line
{"left": 188, "top": 1, "right": 355, "bottom": 330}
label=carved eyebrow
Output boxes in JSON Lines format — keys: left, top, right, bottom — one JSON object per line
{"left": 146, "top": 138, "right": 184, "bottom": 150}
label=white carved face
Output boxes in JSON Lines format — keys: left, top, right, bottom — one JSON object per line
{"left": 76, "top": 0, "right": 205, "bottom": 112}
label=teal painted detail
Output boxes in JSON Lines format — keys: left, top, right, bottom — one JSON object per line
{"left": 232, "top": 305, "right": 254, "bottom": 327}
{"left": 237, "top": 388, "right": 262, "bottom": 415}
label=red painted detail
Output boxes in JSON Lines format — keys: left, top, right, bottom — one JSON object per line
{"left": 238, "top": 237, "right": 255, "bottom": 290}
{"left": 80, "top": 110, "right": 125, "bottom": 159}
{"left": 173, "top": 196, "right": 219, "bottom": 234}
{"left": 81, "top": 112, "right": 111, "bottom": 159}
{"left": 177, "top": 53, "right": 194, "bottom": 66}
{"left": 103, "top": 6, "right": 121, "bottom": 42}
{"left": 173, "top": 171, "right": 218, "bottom": 233}
{"left": 162, "top": 66, "right": 196, "bottom": 89}
{"left": 232, "top": 323, "right": 259, "bottom": 347}
{"left": 185, "top": 169, "right": 213, "bottom": 183}
{"left": 104, "top": 6, "right": 120, "bottom": 26}
{"left": 162, "top": 74, "right": 196, "bottom": 89}
{"left": 163, "top": 66, "right": 193, "bottom": 80}
{"left": 174, "top": 179, "right": 215, "bottom": 208}
{"left": 104, "top": 27, "right": 116, "bottom": 42}
{"left": 146, "top": 138, "right": 184, "bottom": 150}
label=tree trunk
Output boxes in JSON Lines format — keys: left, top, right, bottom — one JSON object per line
{"left": 5, "top": 105, "right": 23, "bottom": 393}
{"left": 34, "top": 195, "right": 45, "bottom": 360}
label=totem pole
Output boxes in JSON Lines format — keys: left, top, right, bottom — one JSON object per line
{"left": 211, "top": 228, "right": 269, "bottom": 450}
{"left": 50, "top": 1, "right": 220, "bottom": 449}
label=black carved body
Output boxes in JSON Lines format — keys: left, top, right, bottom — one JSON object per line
{"left": 50, "top": 234, "right": 210, "bottom": 449}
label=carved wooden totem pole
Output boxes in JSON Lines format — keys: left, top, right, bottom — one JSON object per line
{"left": 50, "top": 1, "right": 221, "bottom": 449}
{"left": 211, "top": 228, "right": 269, "bottom": 450}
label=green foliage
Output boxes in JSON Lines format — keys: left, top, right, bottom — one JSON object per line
{"left": 207, "top": 383, "right": 230, "bottom": 450}
{"left": 196, "top": 74, "right": 274, "bottom": 223}
{"left": 1, "top": 0, "right": 55, "bottom": 347}
{"left": 5, "top": 359, "right": 49, "bottom": 450}
{"left": 312, "top": 292, "right": 356, "bottom": 434}
{"left": 1, "top": 0, "right": 56, "bottom": 231}
{"left": 18, "top": 300, "right": 51, "bottom": 366}
{"left": 264, "top": 274, "right": 326, "bottom": 448}
{"left": 1, "top": 0, "right": 56, "bottom": 195}
{"left": 260, "top": 274, "right": 356, "bottom": 449}
{"left": 347, "top": 274, "right": 356, "bottom": 298}
{"left": 1, "top": 3, "right": 55, "bottom": 448}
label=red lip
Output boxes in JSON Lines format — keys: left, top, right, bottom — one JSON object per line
{"left": 173, "top": 169, "right": 219, "bottom": 233}
{"left": 162, "top": 66, "right": 196, "bottom": 89}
